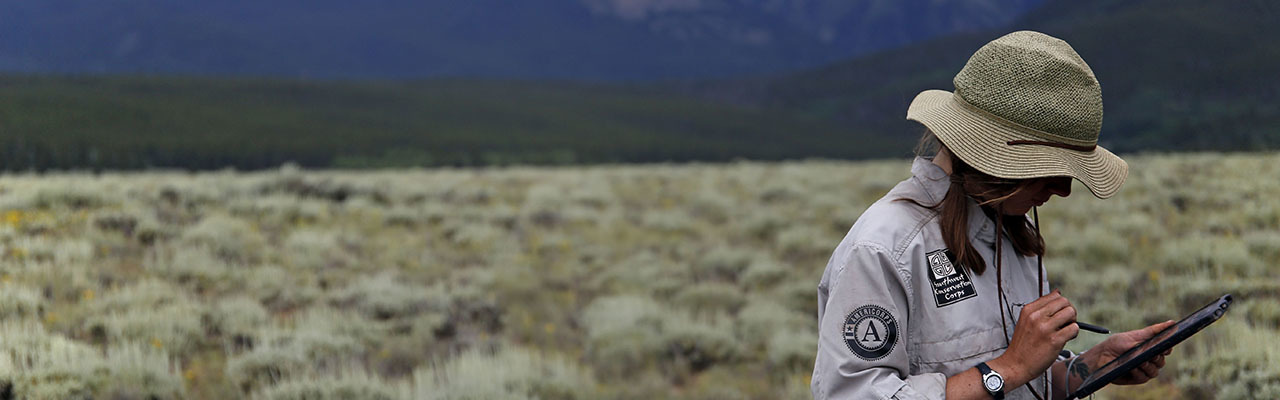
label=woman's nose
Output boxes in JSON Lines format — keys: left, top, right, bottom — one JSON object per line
{"left": 1048, "top": 177, "right": 1072, "bottom": 197}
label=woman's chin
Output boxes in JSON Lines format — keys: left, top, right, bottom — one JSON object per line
{"left": 1003, "top": 205, "right": 1033, "bottom": 216}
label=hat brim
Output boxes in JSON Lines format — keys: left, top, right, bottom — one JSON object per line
{"left": 906, "top": 89, "right": 1128, "bottom": 199}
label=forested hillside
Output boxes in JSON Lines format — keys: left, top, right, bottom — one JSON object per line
{"left": 691, "top": 0, "right": 1280, "bottom": 153}
{"left": 0, "top": 0, "right": 1274, "bottom": 170}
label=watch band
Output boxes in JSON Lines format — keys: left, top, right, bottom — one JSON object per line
{"left": 977, "top": 362, "right": 1005, "bottom": 400}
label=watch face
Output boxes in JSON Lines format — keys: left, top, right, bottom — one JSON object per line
{"left": 985, "top": 375, "right": 1003, "bottom": 391}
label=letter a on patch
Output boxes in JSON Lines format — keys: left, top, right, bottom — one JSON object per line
{"left": 843, "top": 305, "right": 898, "bottom": 361}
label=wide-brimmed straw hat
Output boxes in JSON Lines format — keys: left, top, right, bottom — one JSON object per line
{"left": 907, "top": 30, "right": 1127, "bottom": 199}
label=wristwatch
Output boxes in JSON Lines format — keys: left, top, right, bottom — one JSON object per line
{"left": 976, "top": 362, "right": 1005, "bottom": 399}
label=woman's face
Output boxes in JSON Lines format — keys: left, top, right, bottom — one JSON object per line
{"left": 1001, "top": 176, "right": 1072, "bottom": 215}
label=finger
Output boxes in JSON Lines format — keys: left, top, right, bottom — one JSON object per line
{"left": 1153, "top": 354, "right": 1166, "bottom": 369}
{"left": 1045, "top": 297, "right": 1076, "bottom": 319}
{"left": 1141, "top": 361, "right": 1160, "bottom": 379}
{"left": 1137, "top": 320, "right": 1176, "bottom": 338}
{"left": 1053, "top": 322, "right": 1080, "bottom": 342}
{"left": 1129, "top": 365, "right": 1152, "bottom": 382}
{"left": 1163, "top": 348, "right": 1173, "bottom": 356}
{"left": 1028, "top": 290, "right": 1063, "bottom": 308}
{"left": 1048, "top": 304, "right": 1078, "bottom": 328}
{"left": 1034, "top": 297, "right": 1071, "bottom": 320}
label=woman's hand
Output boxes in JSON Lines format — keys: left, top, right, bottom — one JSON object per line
{"left": 1076, "top": 320, "right": 1176, "bottom": 385}
{"left": 992, "top": 290, "right": 1079, "bottom": 383}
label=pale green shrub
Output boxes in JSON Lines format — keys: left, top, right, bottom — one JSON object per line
{"left": 774, "top": 225, "right": 837, "bottom": 257}
{"left": 206, "top": 296, "right": 271, "bottom": 348}
{"left": 582, "top": 295, "right": 667, "bottom": 374}
{"left": 145, "top": 245, "right": 235, "bottom": 292}
{"left": 741, "top": 257, "right": 789, "bottom": 289}
{"left": 673, "top": 283, "right": 746, "bottom": 314}
{"left": 585, "top": 295, "right": 740, "bottom": 376}
{"left": 226, "top": 340, "right": 309, "bottom": 393}
{"left": 283, "top": 228, "right": 358, "bottom": 270}
{"left": 252, "top": 369, "right": 402, "bottom": 400}
{"left": 0, "top": 283, "right": 44, "bottom": 321}
{"left": 7, "top": 236, "right": 94, "bottom": 264}
{"left": 288, "top": 330, "right": 363, "bottom": 370}
{"left": 742, "top": 211, "right": 787, "bottom": 241}
{"left": 1176, "top": 321, "right": 1280, "bottom": 398}
{"left": 85, "top": 304, "right": 205, "bottom": 355}
{"left": 0, "top": 323, "right": 180, "bottom": 399}
{"left": 641, "top": 209, "right": 697, "bottom": 233}
{"left": 1156, "top": 234, "right": 1261, "bottom": 276}
{"left": 767, "top": 328, "right": 817, "bottom": 371}
{"left": 586, "top": 251, "right": 686, "bottom": 295}
{"left": 86, "top": 278, "right": 187, "bottom": 314}
{"left": 673, "top": 366, "right": 748, "bottom": 400}
{"left": 0, "top": 321, "right": 101, "bottom": 400}
{"left": 229, "top": 194, "right": 330, "bottom": 226}
{"left": 82, "top": 279, "right": 206, "bottom": 353}
{"left": 688, "top": 190, "right": 733, "bottom": 225}
{"left": 181, "top": 214, "right": 265, "bottom": 263}
{"left": 1054, "top": 225, "right": 1130, "bottom": 267}
{"left": 1243, "top": 231, "right": 1280, "bottom": 262}
{"left": 246, "top": 265, "right": 321, "bottom": 312}
{"left": 329, "top": 273, "right": 447, "bottom": 321}
{"left": 90, "top": 207, "right": 143, "bottom": 237}
{"left": 133, "top": 210, "right": 179, "bottom": 244}
{"left": 97, "top": 343, "right": 185, "bottom": 400}
{"left": 1241, "top": 299, "right": 1280, "bottom": 329}
{"left": 445, "top": 221, "right": 507, "bottom": 251}
{"left": 662, "top": 313, "right": 741, "bottom": 373}
{"left": 772, "top": 280, "right": 819, "bottom": 316}
{"left": 32, "top": 186, "right": 115, "bottom": 210}
{"left": 409, "top": 346, "right": 596, "bottom": 400}
{"left": 737, "top": 300, "right": 809, "bottom": 347}
{"left": 693, "top": 246, "right": 755, "bottom": 282}
{"left": 1095, "top": 265, "right": 1140, "bottom": 299}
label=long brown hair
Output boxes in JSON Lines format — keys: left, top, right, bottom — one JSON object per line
{"left": 902, "top": 130, "right": 1044, "bottom": 275}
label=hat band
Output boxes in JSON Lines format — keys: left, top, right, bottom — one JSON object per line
{"left": 1006, "top": 140, "right": 1097, "bottom": 152}
{"left": 951, "top": 92, "right": 1098, "bottom": 147}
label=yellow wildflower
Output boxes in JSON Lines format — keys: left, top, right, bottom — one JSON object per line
{"left": 4, "top": 210, "right": 21, "bottom": 226}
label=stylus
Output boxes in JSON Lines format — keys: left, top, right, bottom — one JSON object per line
{"left": 1077, "top": 321, "right": 1110, "bottom": 334}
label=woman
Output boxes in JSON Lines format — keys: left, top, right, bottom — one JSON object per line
{"left": 811, "top": 31, "right": 1174, "bottom": 399}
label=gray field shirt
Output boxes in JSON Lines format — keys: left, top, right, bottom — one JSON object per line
{"left": 811, "top": 157, "right": 1053, "bottom": 399}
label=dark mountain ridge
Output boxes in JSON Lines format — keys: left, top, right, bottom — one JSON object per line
{"left": 0, "top": 0, "right": 1042, "bottom": 81}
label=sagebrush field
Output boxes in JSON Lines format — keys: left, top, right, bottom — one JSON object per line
{"left": 0, "top": 153, "right": 1277, "bottom": 399}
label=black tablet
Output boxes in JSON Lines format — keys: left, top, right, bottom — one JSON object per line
{"left": 1069, "top": 294, "right": 1232, "bottom": 399}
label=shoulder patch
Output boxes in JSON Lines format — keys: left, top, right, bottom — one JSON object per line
{"left": 842, "top": 305, "right": 898, "bottom": 361}
{"left": 926, "top": 249, "right": 977, "bottom": 307}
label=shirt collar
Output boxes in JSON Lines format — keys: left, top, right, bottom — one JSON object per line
{"left": 910, "top": 157, "right": 996, "bottom": 245}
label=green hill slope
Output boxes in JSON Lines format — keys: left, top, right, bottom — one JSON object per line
{"left": 692, "top": 0, "right": 1280, "bottom": 153}
{"left": 0, "top": 76, "right": 888, "bottom": 170}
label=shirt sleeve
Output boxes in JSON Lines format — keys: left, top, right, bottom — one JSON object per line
{"left": 812, "top": 243, "right": 947, "bottom": 399}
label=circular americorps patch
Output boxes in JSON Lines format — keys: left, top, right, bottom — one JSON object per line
{"left": 843, "top": 304, "right": 898, "bottom": 361}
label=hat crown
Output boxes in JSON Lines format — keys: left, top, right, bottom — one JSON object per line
{"left": 953, "top": 31, "right": 1102, "bottom": 145}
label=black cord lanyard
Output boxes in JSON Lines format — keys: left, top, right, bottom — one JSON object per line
{"left": 994, "top": 206, "right": 1050, "bottom": 400}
